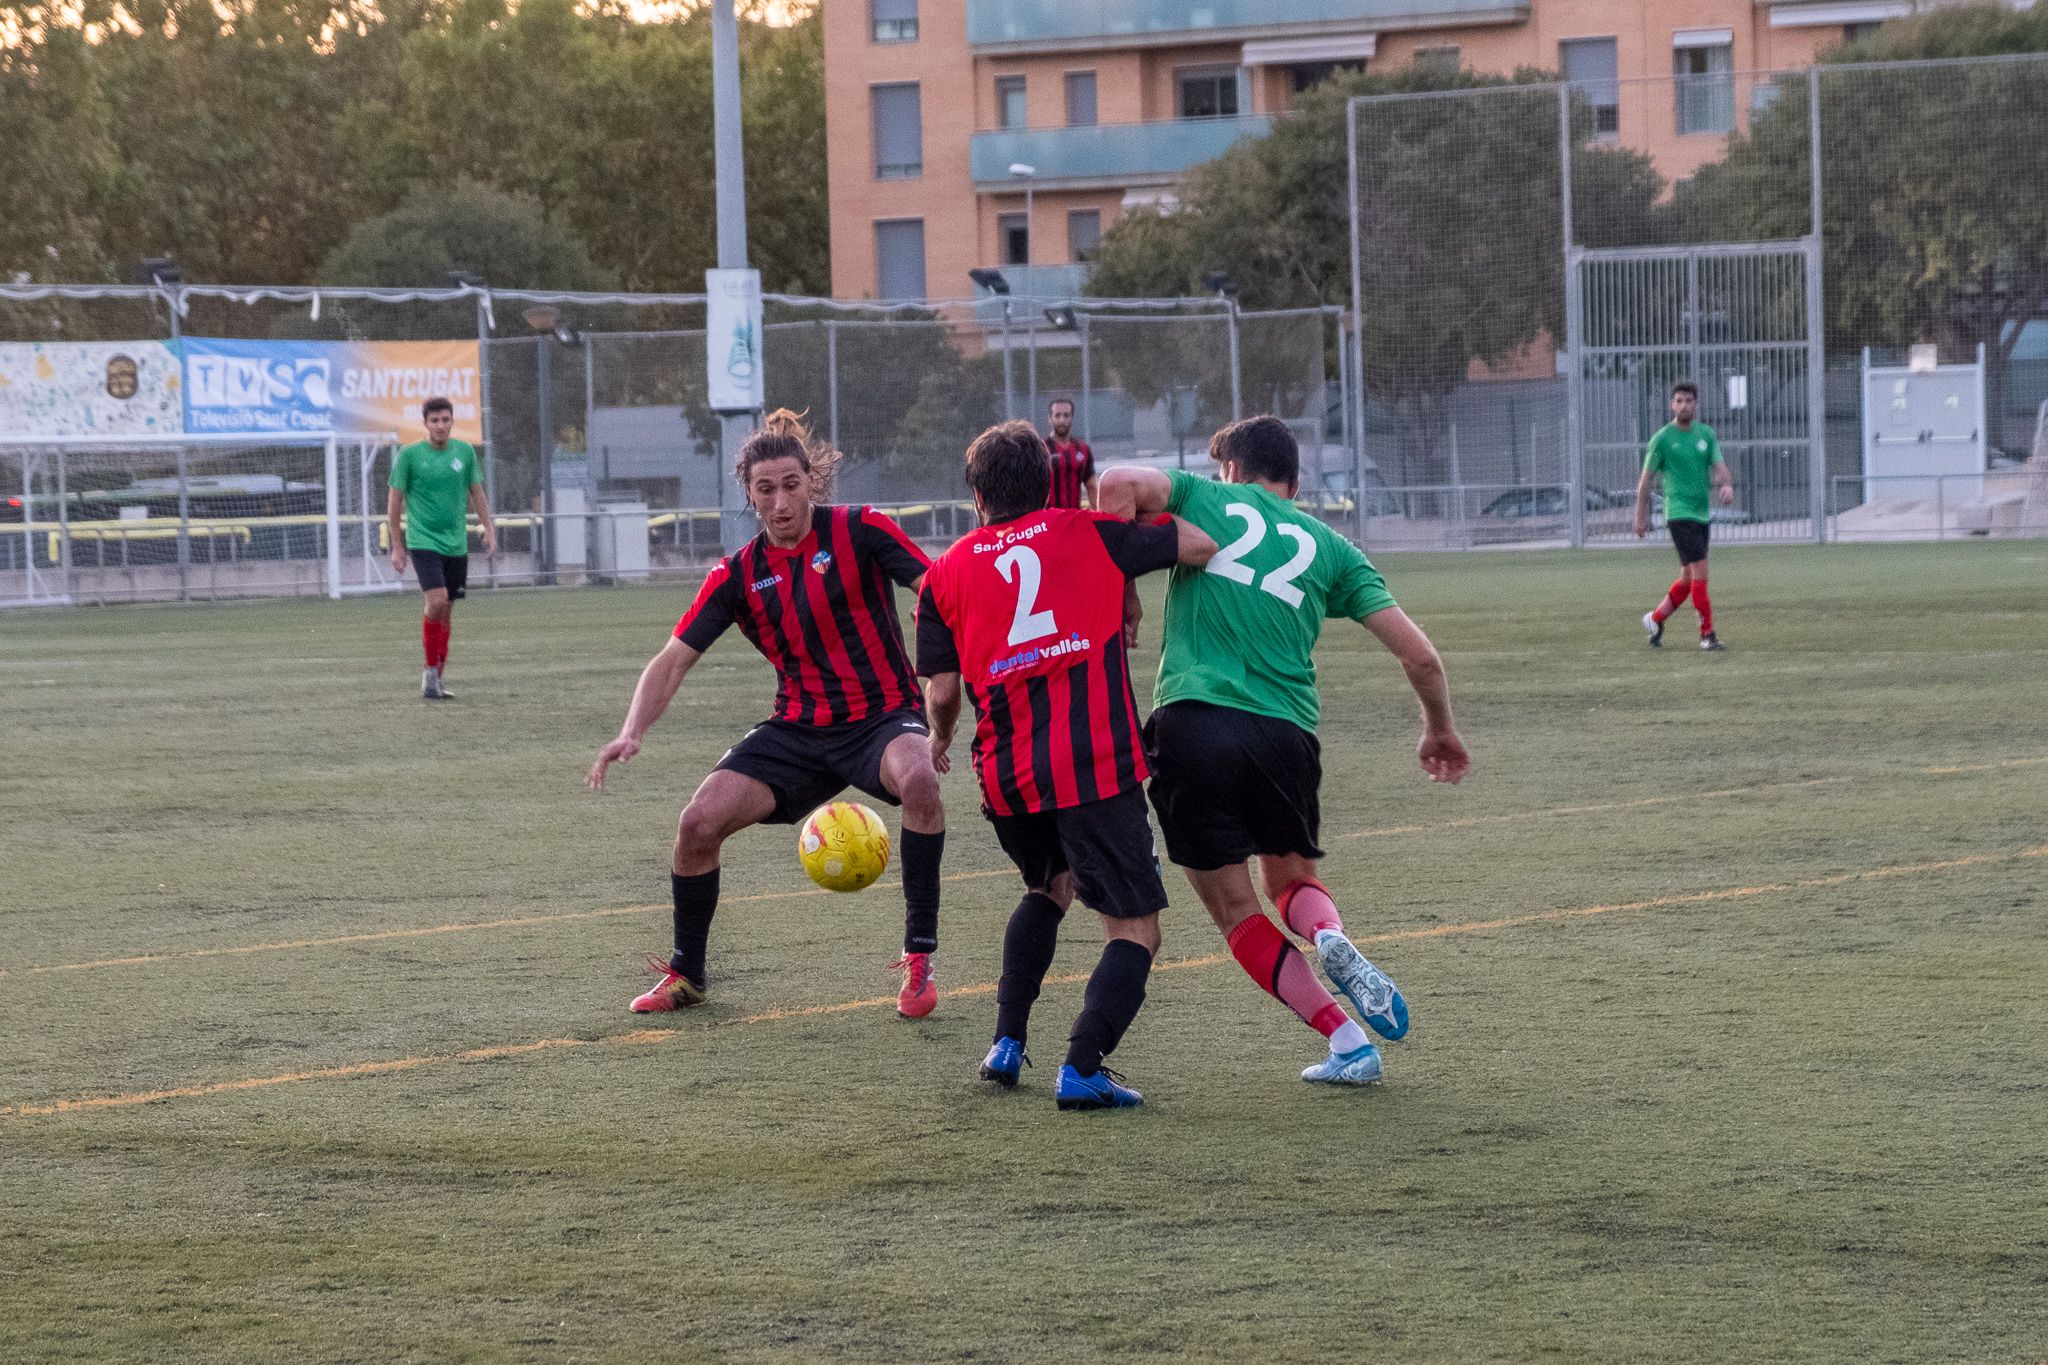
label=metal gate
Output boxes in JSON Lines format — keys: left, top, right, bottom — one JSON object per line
{"left": 1567, "top": 239, "right": 1825, "bottom": 544}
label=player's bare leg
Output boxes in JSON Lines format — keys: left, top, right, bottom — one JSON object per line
{"left": 1056, "top": 911, "right": 1159, "bottom": 1110}
{"left": 1184, "top": 862, "right": 1379, "bottom": 1082}
{"left": 421, "top": 587, "right": 454, "bottom": 699}
{"left": 1261, "top": 853, "right": 1409, "bottom": 1044}
{"left": 878, "top": 732, "right": 945, "bottom": 1017}
{"left": 629, "top": 770, "right": 778, "bottom": 1013}
{"left": 981, "top": 873, "right": 1075, "bottom": 1086}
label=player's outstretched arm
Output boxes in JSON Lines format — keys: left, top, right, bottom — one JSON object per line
{"left": 1172, "top": 515, "right": 1218, "bottom": 567}
{"left": 588, "top": 638, "right": 702, "bottom": 790}
{"left": 386, "top": 487, "right": 408, "bottom": 572}
{"left": 1632, "top": 466, "right": 1657, "bottom": 538}
{"left": 467, "top": 484, "right": 498, "bottom": 556}
{"left": 1361, "top": 606, "right": 1469, "bottom": 785}
{"left": 1095, "top": 466, "right": 1172, "bottom": 521}
{"left": 922, "top": 672, "right": 964, "bottom": 775}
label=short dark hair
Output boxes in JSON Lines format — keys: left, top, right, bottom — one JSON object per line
{"left": 1049, "top": 396, "right": 1074, "bottom": 414}
{"left": 1672, "top": 380, "right": 1699, "bottom": 399}
{"left": 966, "top": 421, "right": 1051, "bottom": 523}
{"left": 1209, "top": 414, "right": 1299, "bottom": 486}
{"left": 422, "top": 396, "right": 454, "bottom": 419}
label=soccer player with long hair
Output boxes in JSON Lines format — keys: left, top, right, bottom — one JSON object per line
{"left": 587, "top": 411, "right": 949, "bottom": 1018}
{"left": 919, "top": 421, "right": 1215, "bottom": 1110}
{"left": 1100, "top": 415, "right": 1468, "bottom": 1086}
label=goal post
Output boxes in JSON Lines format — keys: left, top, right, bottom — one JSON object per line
{"left": 0, "top": 431, "right": 399, "bottom": 607}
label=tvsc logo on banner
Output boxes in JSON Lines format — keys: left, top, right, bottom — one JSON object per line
{"left": 182, "top": 339, "right": 483, "bottom": 441}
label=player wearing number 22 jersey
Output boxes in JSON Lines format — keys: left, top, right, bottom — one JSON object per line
{"left": 1099, "top": 415, "right": 1469, "bottom": 1088}
{"left": 919, "top": 421, "right": 1217, "bottom": 1110}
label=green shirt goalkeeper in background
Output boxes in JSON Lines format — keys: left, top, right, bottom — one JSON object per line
{"left": 387, "top": 396, "right": 495, "bottom": 701}
{"left": 1098, "top": 416, "right": 1467, "bottom": 1089}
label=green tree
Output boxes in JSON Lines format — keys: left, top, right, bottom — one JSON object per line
{"left": 318, "top": 179, "right": 614, "bottom": 292}
{"left": 1678, "top": 6, "right": 2048, "bottom": 451}
{"left": 1089, "top": 66, "right": 1665, "bottom": 487}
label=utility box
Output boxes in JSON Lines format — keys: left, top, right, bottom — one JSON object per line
{"left": 554, "top": 484, "right": 589, "bottom": 576}
{"left": 593, "top": 500, "right": 650, "bottom": 582}
{"left": 1862, "top": 345, "right": 1986, "bottom": 504}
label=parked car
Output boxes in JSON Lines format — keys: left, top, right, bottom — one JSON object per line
{"left": 1481, "top": 486, "right": 1626, "bottom": 519}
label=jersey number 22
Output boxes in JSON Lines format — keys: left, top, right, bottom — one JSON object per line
{"left": 1207, "top": 503, "right": 1316, "bottom": 607}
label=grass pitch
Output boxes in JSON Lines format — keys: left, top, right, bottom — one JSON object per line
{"left": 2, "top": 541, "right": 2045, "bottom": 1364}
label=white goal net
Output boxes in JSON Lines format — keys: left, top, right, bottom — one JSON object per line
{"left": 0, "top": 432, "right": 401, "bottom": 607}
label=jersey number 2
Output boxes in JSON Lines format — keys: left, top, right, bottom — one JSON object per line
{"left": 995, "top": 545, "right": 1058, "bottom": 645}
{"left": 1207, "top": 503, "right": 1316, "bottom": 607}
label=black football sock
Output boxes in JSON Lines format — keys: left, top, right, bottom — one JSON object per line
{"left": 994, "top": 891, "right": 1066, "bottom": 1047}
{"left": 668, "top": 869, "right": 719, "bottom": 987}
{"left": 899, "top": 828, "right": 943, "bottom": 955}
{"left": 1064, "top": 939, "right": 1154, "bottom": 1077}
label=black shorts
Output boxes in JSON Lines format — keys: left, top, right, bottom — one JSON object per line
{"left": 1668, "top": 518, "right": 1710, "bottom": 565}
{"left": 715, "top": 708, "right": 928, "bottom": 825}
{"left": 1145, "top": 700, "right": 1323, "bottom": 872}
{"left": 412, "top": 549, "right": 469, "bottom": 599}
{"left": 987, "top": 787, "right": 1168, "bottom": 921}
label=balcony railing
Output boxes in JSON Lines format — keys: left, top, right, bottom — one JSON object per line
{"left": 968, "top": 0, "right": 1528, "bottom": 50}
{"left": 971, "top": 115, "right": 1275, "bottom": 189}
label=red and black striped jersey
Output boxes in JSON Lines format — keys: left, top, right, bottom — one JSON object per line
{"left": 675, "top": 504, "right": 931, "bottom": 726}
{"left": 917, "top": 509, "right": 1178, "bottom": 816}
{"left": 1046, "top": 437, "right": 1094, "bottom": 510}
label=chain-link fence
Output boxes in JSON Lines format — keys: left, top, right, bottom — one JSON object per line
{"left": 1347, "top": 53, "right": 2048, "bottom": 548}
{"left": 0, "top": 284, "right": 1349, "bottom": 603}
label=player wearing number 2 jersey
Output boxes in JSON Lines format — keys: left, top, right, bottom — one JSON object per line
{"left": 1099, "top": 415, "right": 1468, "bottom": 1087}
{"left": 919, "top": 421, "right": 1216, "bottom": 1110}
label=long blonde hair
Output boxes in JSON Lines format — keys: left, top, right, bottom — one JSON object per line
{"left": 734, "top": 408, "right": 842, "bottom": 503}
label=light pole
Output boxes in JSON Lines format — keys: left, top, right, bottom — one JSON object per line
{"left": 1009, "top": 163, "right": 1036, "bottom": 277}
{"left": 1009, "top": 165, "right": 1037, "bottom": 420}
{"left": 711, "top": 0, "right": 757, "bottom": 554}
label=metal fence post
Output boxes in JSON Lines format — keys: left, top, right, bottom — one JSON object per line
{"left": 1226, "top": 299, "right": 1242, "bottom": 422}
{"left": 1000, "top": 302, "right": 1014, "bottom": 421}
{"left": 175, "top": 442, "right": 191, "bottom": 602}
{"left": 826, "top": 319, "right": 840, "bottom": 451}
{"left": 1026, "top": 313, "right": 1039, "bottom": 419}
{"left": 1079, "top": 313, "right": 1092, "bottom": 444}
{"left": 1806, "top": 65, "right": 1829, "bottom": 543}
{"left": 56, "top": 447, "right": 71, "bottom": 602}
{"left": 1345, "top": 95, "right": 1368, "bottom": 543}
{"left": 476, "top": 290, "right": 496, "bottom": 512}
{"left": 1559, "top": 83, "right": 1586, "bottom": 549}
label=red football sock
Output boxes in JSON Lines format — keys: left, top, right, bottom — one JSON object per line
{"left": 1275, "top": 877, "right": 1343, "bottom": 940}
{"left": 1691, "top": 574, "right": 1714, "bottom": 635}
{"left": 421, "top": 617, "right": 436, "bottom": 667}
{"left": 436, "top": 619, "right": 452, "bottom": 670}
{"left": 1226, "top": 913, "right": 1348, "bottom": 1039}
{"left": 1651, "top": 578, "right": 1691, "bottom": 624}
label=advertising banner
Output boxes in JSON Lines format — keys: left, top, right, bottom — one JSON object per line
{"left": 706, "top": 268, "right": 764, "bottom": 413}
{"left": 182, "top": 338, "right": 483, "bottom": 443}
{"left": 0, "top": 341, "right": 184, "bottom": 438}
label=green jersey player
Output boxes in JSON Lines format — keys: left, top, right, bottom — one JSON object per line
{"left": 1098, "top": 415, "right": 1468, "bottom": 1086}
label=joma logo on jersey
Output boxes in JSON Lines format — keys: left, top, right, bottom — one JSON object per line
{"left": 750, "top": 573, "right": 784, "bottom": 592}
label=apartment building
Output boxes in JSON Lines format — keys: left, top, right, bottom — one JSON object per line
{"left": 822, "top": 1, "right": 1970, "bottom": 302}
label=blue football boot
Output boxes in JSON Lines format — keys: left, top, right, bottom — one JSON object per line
{"left": 1301, "top": 1041, "right": 1384, "bottom": 1086}
{"left": 1054, "top": 1064, "right": 1144, "bottom": 1111}
{"left": 979, "top": 1037, "right": 1028, "bottom": 1088}
{"left": 1314, "top": 930, "right": 1409, "bottom": 1041}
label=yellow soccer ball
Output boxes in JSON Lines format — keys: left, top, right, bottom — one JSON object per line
{"left": 797, "top": 801, "right": 891, "bottom": 893}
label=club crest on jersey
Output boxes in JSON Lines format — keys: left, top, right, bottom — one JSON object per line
{"left": 810, "top": 549, "right": 835, "bottom": 575}
{"left": 1696, "top": 440, "right": 1707, "bottom": 452}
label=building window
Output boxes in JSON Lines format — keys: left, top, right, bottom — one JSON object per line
{"left": 1068, "top": 210, "right": 1101, "bottom": 262}
{"left": 1065, "top": 71, "right": 1097, "bottom": 127}
{"left": 996, "top": 75, "right": 1028, "bottom": 130}
{"left": 870, "top": 0, "right": 916, "bottom": 43}
{"left": 875, "top": 220, "right": 926, "bottom": 301}
{"left": 1413, "top": 46, "right": 1460, "bottom": 72}
{"left": 871, "top": 83, "right": 922, "bottom": 179}
{"left": 1288, "top": 61, "right": 1365, "bottom": 96}
{"left": 1674, "top": 39, "right": 1735, "bottom": 135}
{"left": 1561, "top": 37, "right": 1619, "bottom": 139}
{"left": 1177, "top": 66, "right": 1240, "bottom": 120}
{"left": 998, "top": 213, "right": 1030, "bottom": 267}
{"left": 1843, "top": 21, "right": 1883, "bottom": 44}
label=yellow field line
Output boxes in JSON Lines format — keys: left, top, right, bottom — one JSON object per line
{"left": 11, "top": 754, "right": 2043, "bottom": 979}
{"left": 5, "top": 843, "right": 2040, "bottom": 1119}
